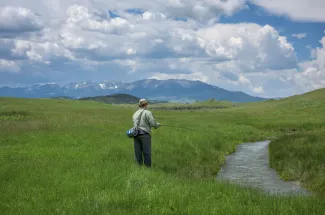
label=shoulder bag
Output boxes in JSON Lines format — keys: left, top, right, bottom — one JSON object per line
{"left": 126, "top": 110, "right": 145, "bottom": 138}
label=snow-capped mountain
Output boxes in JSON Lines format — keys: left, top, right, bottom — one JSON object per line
{"left": 0, "top": 79, "right": 266, "bottom": 102}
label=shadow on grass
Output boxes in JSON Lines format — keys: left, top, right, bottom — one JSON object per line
{"left": 0, "top": 111, "right": 30, "bottom": 120}
{"left": 0, "top": 111, "right": 30, "bottom": 117}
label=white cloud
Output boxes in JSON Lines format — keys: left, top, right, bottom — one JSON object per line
{"left": 66, "top": 5, "right": 133, "bottom": 34}
{"left": 2, "top": 0, "right": 247, "bottom": 23}
{"left": 0, "top": 1, "right": 324, "bottom": 97}
{"left": 295, "top": 36, "right": 325, "bottom": 91}
{"left": 159, "top": 0, "right": 247, "bottom": 21}
{"left": 0, "top": 6, "right": 299, "bottom": 96}
{"left": 147, "top": 23, "right": 298, "bottom": 97}
{"left": 11, "top": 39, "right": 74, "bottom": 63}
{"left": 142, "top": 11, "right": 166, "bottom": 21}
{"left": 197, "top": 23, "right": 297, "bottom": 71}
{"left": 127, "top": 48, "right": 137, "bottom": 55}
{"left": 58, "top": 6, "right": 205, "bottom": 61}
{"left": 292, "top": 33, "right": 307, "bottom": 39}
{"left": 238, "top": 74, "right": 251, "bottom": 85}
{"left": 250, "top": 0, "right": 325, "bottom": 22}
{"left": 0, "top": 6, "right": 43, "bottom": 34}
{"left": 252, "top": 86, "right": 264, "bottom": 94}
{"left": 0, "top": 59, "right": 20, "bottom": 72}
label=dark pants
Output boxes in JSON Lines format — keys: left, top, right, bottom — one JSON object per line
{"left": 133, "top": 134, "right": 151, "bottom": 167}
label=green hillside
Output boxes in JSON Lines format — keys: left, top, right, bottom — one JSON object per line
{"left": 0, "top": 89, "right": 325, "bottom": 214}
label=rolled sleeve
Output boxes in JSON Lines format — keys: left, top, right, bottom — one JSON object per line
{"left": 147, "top": 111, "right": 160, "bottom": 129}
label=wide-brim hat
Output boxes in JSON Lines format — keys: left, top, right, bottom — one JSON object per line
{"left": 139, "top": 98, "right": 148, "bottom": 107}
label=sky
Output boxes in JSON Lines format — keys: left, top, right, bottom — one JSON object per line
{"left": 0, "top": 0, "right": 325, "bottom": 98}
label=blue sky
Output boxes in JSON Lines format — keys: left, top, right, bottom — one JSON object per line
{"left": 0, "top": 0, "right": 325, "bottom": 97}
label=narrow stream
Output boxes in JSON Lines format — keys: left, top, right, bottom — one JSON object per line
{"left": 216, "top": 140, "right": 311, "bottom": 196}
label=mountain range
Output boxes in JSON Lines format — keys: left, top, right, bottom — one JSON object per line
{"left": 0, "top": 79, "right": 266, "bottom": 102}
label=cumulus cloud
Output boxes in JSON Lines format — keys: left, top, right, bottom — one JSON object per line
{"left": 0, "top": 1, "right": 323, "bottom": 97}
{"left": 148, "top": 23, "right": 298, "bottom": 96}
{"left": 296, "top": 36, "right": 325, "bottom": 91}
{"left": 2, "top": 0, "right": 247, "bottom": 23}
{"left": 0, "top": 6, "right": 43, "bottom": 36}
{"left": 252, "top": 86, "right": 264, "bottom": 94}
{"left": 58, "top": 5, "right": 207, "bottom": 61}
{"left": 0, "top": 59, "right": 20, "bottom": 72}
{"left": 250, "top": 0, "right": 325, "bottom": 22}
{"left": 197, "top": 23, "right": 297, "bottom": 71}
{"left": 0, "top": 4, "right": 299, "bottom": 96}
{"left": 158, "top": 0, "right": 247, "bottom": 21}
{"left": 292, "top": 33, "right": 307, "bottom": 39}
{"left": 66, "top": 5, "right": 133, "bottom": 34}
{"left": 0, "top": 37, "right": 73, "bottom": 65}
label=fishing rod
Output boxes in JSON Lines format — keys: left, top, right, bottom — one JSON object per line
{"left": 154, "top": 117, "right": 206, "bottom": 132}
{"left": 162, "top": 124, "right": 197, "bottom": 131}
{"left": 161, "top": 124, "right": 216, "bottom": 135}
{"left": 153, "top": 117, "right": 216, "bottom": 134}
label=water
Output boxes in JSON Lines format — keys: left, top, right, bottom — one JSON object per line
{"left": 216, "top": 140, "right": 311, "bottom": 196}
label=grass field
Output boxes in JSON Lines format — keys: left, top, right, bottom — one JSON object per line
{"left": 1, "top": 89, "right": 325, "bottom": 214}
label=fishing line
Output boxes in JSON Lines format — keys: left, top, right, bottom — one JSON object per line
{"left": 153, "top": 117, "right": 215, "bottom": 134}
{"left": 135, "top": 115, "right": 215, "bottom": 134}
{"left": 161, "top": 124, "right": 216, "bottom": 135}
{"left": 162, "top": 124, "right": 197, "bottom": 131}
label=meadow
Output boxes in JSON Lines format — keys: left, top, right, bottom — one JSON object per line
{"left": 1, "top": 88, "right": 325, "bottom": 214}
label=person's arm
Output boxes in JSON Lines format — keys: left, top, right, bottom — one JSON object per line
{"left": 147, "top": 111, "right": 161, "bottom": 129}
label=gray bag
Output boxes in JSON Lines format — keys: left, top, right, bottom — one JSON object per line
{"left": 126, "top": 110, "right": 144, "bottom": 138}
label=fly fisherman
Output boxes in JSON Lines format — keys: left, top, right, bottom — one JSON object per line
{"left": 132, "top": 99, "right": 161, "bottom": 167}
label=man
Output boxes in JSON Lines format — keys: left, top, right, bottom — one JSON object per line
{"left": 132, "top": 99, "right": 161, "bottom": 167}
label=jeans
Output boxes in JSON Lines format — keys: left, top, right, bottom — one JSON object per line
{"left": 133, "top": 134, "right": 151, "bottom": 167}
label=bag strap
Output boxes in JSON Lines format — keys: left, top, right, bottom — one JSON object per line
{"left": 136, "top": 110, "right": 145, "bottom": 129}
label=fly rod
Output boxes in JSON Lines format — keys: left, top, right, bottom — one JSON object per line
{"left": 162, "top": 124, "right": 197, "bottom": 131}
{"left": 161, "top": 124, "right": 216, "bottom": 135}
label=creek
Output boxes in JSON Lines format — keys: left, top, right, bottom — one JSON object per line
{"left": 216, "top": 140, "right": 311, "bottom": 196}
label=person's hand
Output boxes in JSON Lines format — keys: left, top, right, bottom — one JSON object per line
{"left": 157, "top": 122, "right": 161, "bottom": 128}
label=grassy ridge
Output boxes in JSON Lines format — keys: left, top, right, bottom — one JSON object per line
{"left": 0, "top": 89, "right": 325, "bottom": 214}
{"left": 80, "top": 94, "right": 140, "bottom": 104}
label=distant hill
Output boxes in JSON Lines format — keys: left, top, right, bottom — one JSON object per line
{"left": 238, "top": 88, "right": 325, "bottom": 115}
{"left": 272, "top": 88, "right": 325, "bottom": 109}
{"left": 51, "top": 96, "right": 73, "bottom": 100}
{"left": 0, "top": 79, "right": 267, "bottom": 103}
{"left": 79, "top": 94, "right": 140, "bottom": 104}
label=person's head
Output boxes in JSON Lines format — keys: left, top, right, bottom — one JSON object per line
{"left": 139, "top": 98, "right": 148, "bottom": 109}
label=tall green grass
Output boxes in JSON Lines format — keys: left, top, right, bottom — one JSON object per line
{"left": 269, "top": 132, "right": 325, "bottom": 196}
{"left": 1, "top": 89, "right": 325, "bottom": 214}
